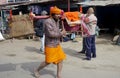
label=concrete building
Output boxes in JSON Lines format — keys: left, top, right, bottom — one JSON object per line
{"left": 0, "top": 0, "right": 6, "bottom": 5}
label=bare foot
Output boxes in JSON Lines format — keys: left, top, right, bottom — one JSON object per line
{"left": 34, "top": 69, "right": 40, "bottom": 78}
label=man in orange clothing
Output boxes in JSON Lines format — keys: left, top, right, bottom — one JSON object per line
{"left": 34, "top": 6, "right": 66, "bottom": 78}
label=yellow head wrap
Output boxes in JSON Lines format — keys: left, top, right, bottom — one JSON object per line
{"left": 50, "top": 6, "right": 62, "bottom": 15}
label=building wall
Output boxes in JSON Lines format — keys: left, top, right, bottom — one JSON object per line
{"left": 0, "top": 0, "right": 7, "bottom": 4}
{"left": 0, "top": 0, "right": 34, "bottom": 5}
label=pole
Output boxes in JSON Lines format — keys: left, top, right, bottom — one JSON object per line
{"left": 68, "top": 0, "right": 70, "bottom": 12}
{"left": 1, "top": 10, "right": 4, "bottom": 34}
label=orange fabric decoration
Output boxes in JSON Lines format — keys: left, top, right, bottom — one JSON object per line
{"left": 50, "top": 6, "right": 62, "bottom": 15}
{"left": 65, "top": 11, "right": 80, "bottom": 22}
{"left": 45, "top": 45, "right": 66, "bottom": 64}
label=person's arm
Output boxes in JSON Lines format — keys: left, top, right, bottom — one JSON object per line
{"left": 84, "top": 17, "right": 97, "bottom": 24}
{"left": 33, "top": 15, "right": 49, "bottom": 19}
{"left": 29, "top": 12, "right": 49, "bottom": 19}
{"left": 89, "top": 15, "right": 97, "bottom": 24}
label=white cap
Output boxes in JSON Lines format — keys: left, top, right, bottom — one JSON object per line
{"left": 41, "top": 10, "right": 48, "bottom": 15}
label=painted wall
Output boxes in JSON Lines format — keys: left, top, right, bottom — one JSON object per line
{"left": 0, "top": 0, "right": 7, "bottom": 4}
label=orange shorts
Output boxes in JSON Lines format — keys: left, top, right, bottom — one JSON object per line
{"left": 45, "top": 45, "right": 66, "bottom": 64}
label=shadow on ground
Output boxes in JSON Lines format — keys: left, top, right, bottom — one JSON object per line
{"left": 0, "top": 62, "right": 56, "bottom": 78}
{"left": 0, "top": 63, "right": 16, "bottom": 72}
{"left": 21, "top": 62, "right": 56, "bottom": 78}
{"left": 63, "top": 48, "right": 85, "bottom": 60}
{"left": 25, "top": 46, "right": 44, "bottom": 54}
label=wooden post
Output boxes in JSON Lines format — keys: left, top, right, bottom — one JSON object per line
{"left": 68, "top": 0, "right": 70, "bottom": 12}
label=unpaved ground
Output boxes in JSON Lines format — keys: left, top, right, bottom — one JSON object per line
{"left": 0, "top": 34, "right": 120, "bottom": 78}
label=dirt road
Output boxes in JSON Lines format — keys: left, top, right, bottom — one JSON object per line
{"left": 0, "top": 35, "right": 120, "bottom": 78}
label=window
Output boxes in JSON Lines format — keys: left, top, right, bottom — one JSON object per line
{"left": 7, "top": 0, "right": 30, "bottom": 3}
{"left": 7, "top": 0, "right": 15, "bottom": 3}
{"left": 15, "top": 0, "right": 30, "bottom": 2}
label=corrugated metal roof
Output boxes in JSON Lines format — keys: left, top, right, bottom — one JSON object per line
{"left": 0, "top": 0, "right": 56, "bottom": 10}
{"left": 107, "top": 0, "right": 120, "bottom": 5}
{"left": 0, "top": 0, "right": 55, "bottom": 6}
{"left": 76, "top": 1, "right": 108, "bottom": 6}
{"left": 36, "top": 0, "right": 55, "bottom": 2}
{"left": 76, "top": 0, "right": 120, "bottom": 6}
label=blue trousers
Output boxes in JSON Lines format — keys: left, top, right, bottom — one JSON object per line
{"left": 85, "top": 35, "right": 96, "bottom": 59}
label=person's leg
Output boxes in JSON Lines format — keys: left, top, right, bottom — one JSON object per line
{"left": 34, "top": 61, "right": 50, "bottom": 78}
{"left": 116, "top": 35, "right": 120, "bottom": 45}
{"left": 40, "top": 35, "right": 45, "bottom": 52}
{"left": 85, "top": 36, "right": 92, "bottom": 60}
{"left": 71, "top": 32, "right": 75, "bottom": 40}
{"left": 91, "top": 35, "right": 96, "bottom": 58}
{"left": 78, "top": 37, "right": 86, "bottom": 53}
{"left": 56, "top": 61, "right": 63, "bottom": 78}
{"left": 82, "top": 37, "right": 86, "bottom": 52}
{"left": 42, "top": 35, "right": 45, "bottom": 52}
{"left": 40, "top": 37, "right": 42, "bottom": 52}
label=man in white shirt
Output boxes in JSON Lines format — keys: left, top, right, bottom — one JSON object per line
{"left": 84, "top": 7, "right": 97, "bottom": 60}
